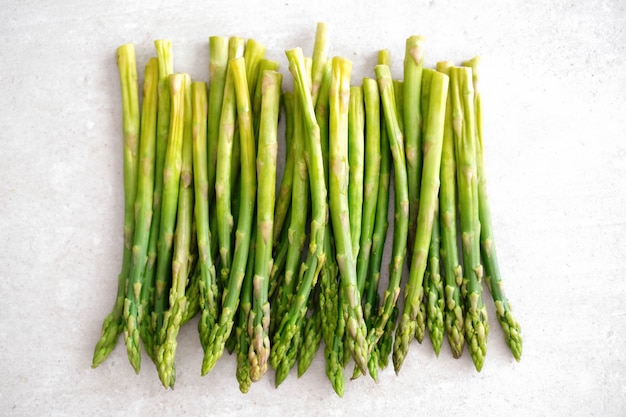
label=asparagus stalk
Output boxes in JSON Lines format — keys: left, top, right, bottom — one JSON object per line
{"left": 122, "top": 57, "right": 159, "bottom": 374}
{"left": 270, "top": 47, "right": 328, "bottom": 384}
{"left": 464, "top": 56, "right": 522, "bottom": 360}
{"left": 367, "top": 64, "right": 409, "bottom": 354}
{"left": 356, "top": 78, "right": 381, "bottom": 297}
{"left": 156, "top": 73, "right": 194, "bottom": 388}
{"left": 414, "top": 68, "right": 434, "bottom": 343}
{"left": 425, "top": 201, "right": 444, "bottom": 355}
{"left": 252, "top": 59, "right": 280, "bottom": 136}
{"left": 328, "top": 56, "right": 369, "bottom": 375}
{"left": 403, "top": 36, "right": 426, "bottom": 261}
{"left": 152, "top": 74, "right": 186, "bottom": 355}
{"left": 92, "top": 44, "right": 140, "bottom": 368}
{"left": 249, "top": 70, "right": 282, "bottom": 383}
{"left": 236, "top": 229, "right": 255, "bottom": 393}
{"left": 310, "top": 22, "right": 329, "bottom": 106}
{"left": 450, "top": 66, "right": 488, "bottom": 371}
{"left": 215, "top": 37, "right": 245, "bottom": 290}
{"left": 348, "top": 85, "right": 365, "bottom": 261}
{"left": 202, "top": 57, "right": 256, "bottom": 375}
{"left": 298, "top": 287, "right": 323, "bottom": 377}
{"left": 271, "top": 91, "right": 309, "bottom": 337}
{"left": 191, "top": 81, "right": 219, "bottom": 351}
{"left": 181, "top": 261, "right": 200, "bottom": 325}
{"left": 141, "top": 40, "right": 173, "bottom": 363}
{"left": 272, "top": 92, "right": 295, "bottom": 246}
{"left": 244, "top": 38, "right": 266, "bottom": 100}
{"left": 436, "top": 60, "right": 465, "bottom": 359}
{"left": 393, "top": 70, "right": 448, "bottom": 373}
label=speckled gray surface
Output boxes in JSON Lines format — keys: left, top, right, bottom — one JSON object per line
{"left": 1, "top": 0, "right": 626, "bottom": 415}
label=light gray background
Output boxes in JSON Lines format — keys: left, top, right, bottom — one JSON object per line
{"left": 1, "top": 0, "right": 625, "bottom": 416}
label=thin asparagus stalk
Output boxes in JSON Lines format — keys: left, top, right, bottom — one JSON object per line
{"left": 191, "top": 82, "right": 219, "bottom": 351}
{"left": 202, "top": 57, "right": 256, "bottom": 375}
{"left": 244, "top": 38, "right": 266, "bottom": 100}
{"left": 328, "top": 56, "right": 369, "bottom": 375}
{"left": 181, "top": 261, "right": 200, "bottom": 325}
{"left": 355, "top": 78, "right": 381, "bottom": 297}
{"left": 348, "top": 85, "right": 365, "bottom": 261}
{"left": 310, "top": 22, "right": 329, "bottom": 106}
{"left": 142, "top": 40, "right": 173, "bottom": 363}
{"left": 463, "top": 56, "right": 521, "bottom": 360}
{"left": 367, "top": 65, "right": 409, "bottom": 355}
{"left": 298, "top": 287, "right": 323, "bottom": 377}
{"left": 215, "top": 37, "right": 245, "bottom": 291}
{"left": 450, "top": 66, "right": 488, "bottom": 372}
{"left": 152, "top": 74, "right": 186, "bottom": 356}
{"left": 414, "top": 68, "right": 435, "bottom": 344}
{"left": 272, "top": 92, "right": 295, "bottom": 246}
{"left": 393, "top": 70, "right": 448, "bottom": 373}
{"left": 425, "top": 201, "right": 444, "bottom": 355}
{"left": 236, "top": 228, "right": 255, "bottom": 393}
{"left": 403, "top": 36, "right": 426, "bottom": 261}
{"left": 92, "top": 44, "right": 140, "bottom": 368}
{"left": 207, "top": 37, "right": 229, "bottom": 287}
{"left": 249, "top": 70, "right": 282, "bottom": 383}
{"left": 269, "top": 223, "right": 289, "bottom": 300}
{"left": 270, "top": 48, "right": 328, "bottom": 384}
{"left": 122, "top": 57, "right": 159, "bottom": 374}
{"left": 156, "top": 73, "right": 194, "bottom": 388}
{"left": 436, "top": 60, "right": 465, "bottom": 359}
{"left": 393, "top": 80, "right": 404, "bottom": 135}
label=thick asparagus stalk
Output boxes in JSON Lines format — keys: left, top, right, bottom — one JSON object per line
{"left": 249, "top": 70, "right": 282, "bottom": 383}
{"left": 270, "top": 47, "right": 328, "bottom": 384}
{"left": 252, "top": 59, "right": 280, "bottom": 136}
{"left": 436, "top": 60, "right": 465, "bottom": 359}
{"left": 122, "top": 57, "right": 159, "bottom": 374}
{"left": 141, "top": 40, "right": 173, "bottom": 363}
{"left": 215, "top": 37, "right": 245, "bottom": 291}
{"left": 156, "top": 73, "right": 194, "bottom": 388}
{"left": 348, "top": 85, "right": 365, "bottom": 261}
{"left": 202, "top": 57, "right": 256, "bottom": 375}
{"left": 152, "top": 74, "right": 186, "bottom": 356}
{"left": 328, "top": 56, "right": 369, "bottom": 375}
{"left": 403, "top": 36, "right": 426, "bottom": 258}
{"left": 368, "top": 64, "right": 409, "bottom": 353}
{"left": 464, "top": 56, "right": 522, "bottom": 360}
{"left": 393, "top": 70, "right": 448, "bottom": 373}
{"left": 450, "top": 66, "right": 488, "bottom": 371}
{"left": 92, "top": 44, "right": 140, "bottom": 368}
{"left": 190, "top": 81, "right": 219, "bottom": 351}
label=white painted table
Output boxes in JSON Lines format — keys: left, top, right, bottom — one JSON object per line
{"left": 2, "top": 0, "right": 625, "bottom": 415}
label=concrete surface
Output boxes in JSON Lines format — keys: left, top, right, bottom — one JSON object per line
{"left": 1, "top": 0, "right": 625, "bottom": 416}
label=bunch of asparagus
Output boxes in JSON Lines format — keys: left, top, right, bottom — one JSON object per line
{"left": 92, "top": 23, "right": 521, "bottom": 396}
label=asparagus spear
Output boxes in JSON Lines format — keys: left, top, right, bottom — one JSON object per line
{"left": 207, "top": 36, "right": 229, "bottom": 279}
{"left": 243, "top": 38, "right": 266, "bottom": 100}
{"left": 348, "top": 85, "right": 365, "bottom": 261}
{"left": 393, "top": 70, "right": 448, "bottom": 373}
{"left": 202, "top": 57, "right": 256, "bottom": 375}
{"left": 215, "top": 37, "right": 245, "bottom": 291}
{"left": 272, "top": 92, "right": 295, "bottom": 246}
{"left": 236, "top": 228, "right": 255, "bottom": 393}
{"left": 425, "top": 201, "right": 444, "bottom": 355}
{"left": 436, "top": 60, "right": 465, "bottom": 359}
{"left": 270, "top": 48, "right": 328, "bottom": 384}
{"left": 310, "top": 22, "right": 329, "bottom": 106}
{"left": 356, "top": 78, "right": 381, "bottom": 297}
{"left": 464, "top": 56, "right": 522, "bottom": 360}
{"left": 403, "top": 36, "right": 426, "bottom": 258}
{"left": 328, "top": 56, "right": 369, "bottom": 375}
{"left": 122, "top": 57, "right": 158, "bottom": 374}
{"left": 156, "top": 73, "right": 194, "bottom": 388}
{"left": 190, "top": 81, "right": 219, "bottom": 351}
{"left": 92, "top": 44, "right": 140, "bottom": 368}
{"left": 141, "top": 40, "right": 173, "bottom": 363}
{"left": 181, "top": 261, "right": 200, "bottom": 325}
{"left": 252, "top": 59, "right": 280, "bottom": 136}
{"left": 414, "top": 68, "right": 434, "bottom": 344}
{"left": 367, "top": 64, "right": 409, "bottom": 354}
{"left": 298, "top": 286, "right": 323, "bottom": 377}
{"left": 450, "top": 66, "right": 488, "bottom": 371}
{"left": 152, "top": 74, "right": 186, "bottom": 355}
{"left": 249, "top": 70, "right": 282, "bottom": 383}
